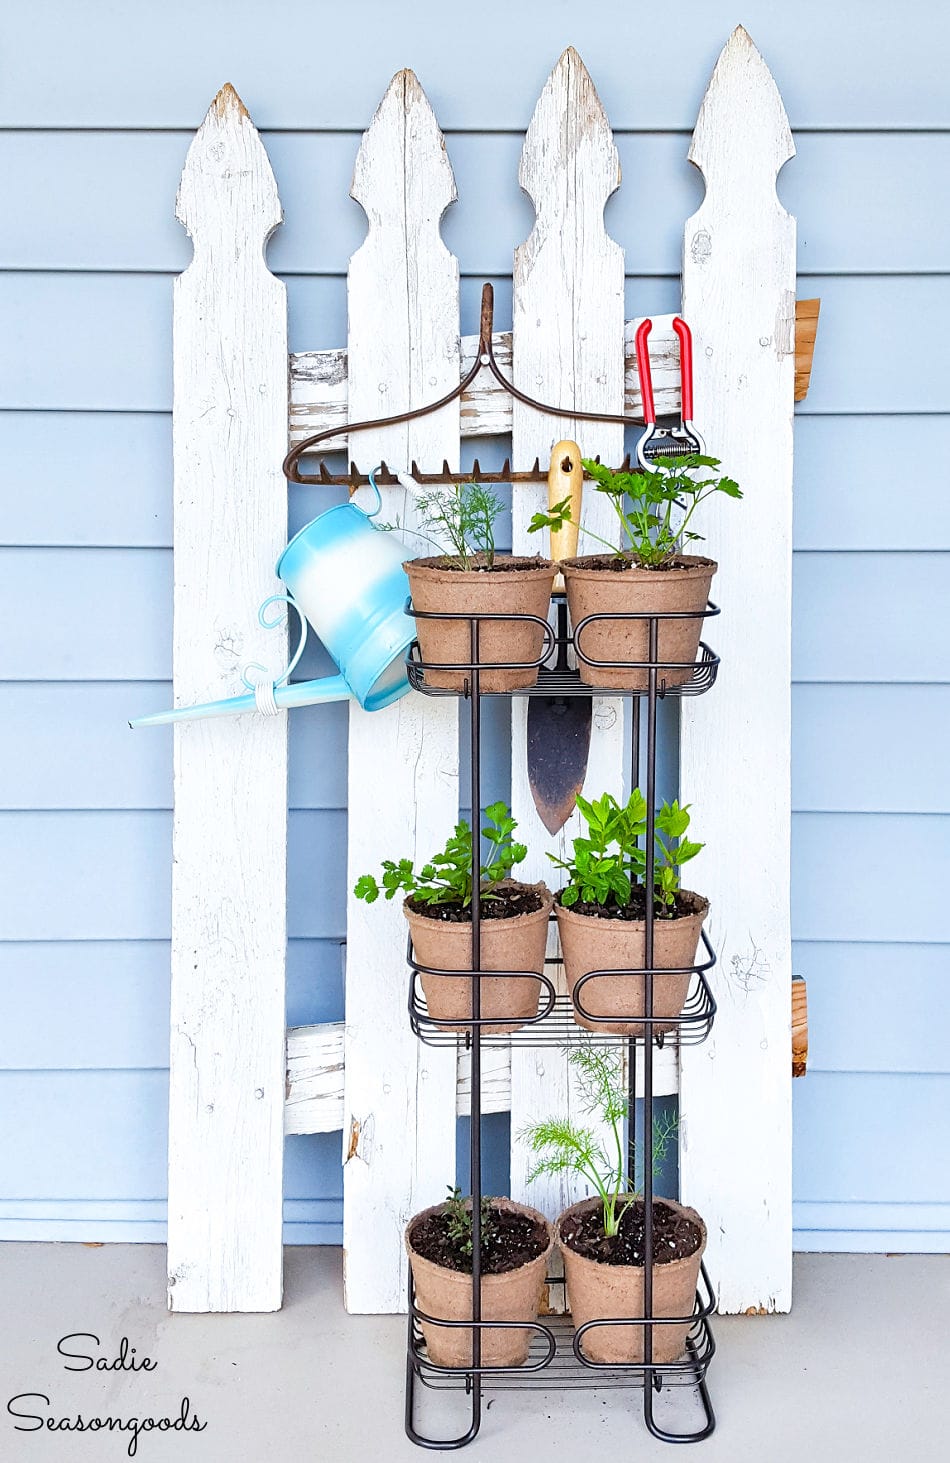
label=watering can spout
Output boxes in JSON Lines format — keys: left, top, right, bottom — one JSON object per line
{"left": 129, "top": 662, "right": 412, "bottom": 728}
{"left": 129, "top": 673, "right": 357, "bottom": 729}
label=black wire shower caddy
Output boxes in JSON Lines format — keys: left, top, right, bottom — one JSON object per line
{"left": 403, "top": 600, "right": 720, "bottom": 1448}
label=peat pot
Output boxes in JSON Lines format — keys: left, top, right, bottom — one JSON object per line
{"left": 556, "top": 891, "right": 709, "bottom": 1036}
{"left": 405, "top": 555, "right": 556, "bottom": 692}
{"left": 407, "top": 1198, "right": 554, "bottom": 1368}
{"left": 406, "top": 881, "right": 554, "bottom": 1035}
{"left": 560, "top": 554, "right": 716, "bottom": 691}
{"left": 557, "top": 1196, "right": 707, "bottom": 1365}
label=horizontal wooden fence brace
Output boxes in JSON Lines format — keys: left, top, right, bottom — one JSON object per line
{"left": 794, "top": 299, "right": 820, "bottom": 402}
{"left": 291, "top": 320, "right": 677, "bottom": 446}
{"left": 792, "top": 977, "right": 808, "bottom": 1077}
{"left": 284, "top": 1023, "right": 678, "bottom": 1133}
{"left": 285, "top": 1023, "right": 347, "bottom": 1134}
{"left": 290, "top": 302, "right": 818, "bottom": 448}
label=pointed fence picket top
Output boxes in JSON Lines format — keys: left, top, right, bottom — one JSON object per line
{"left": 342, "top": 70, "right": 461, "bottom": 1314}
{"left": 508, "top": 49, "right": 630, "bottom": 1256}
{"left": 678, "top": 27, "right": 796, "bottom": 1314}
{"left": 169, "top": 84, "right": 289, "bottom": 1312}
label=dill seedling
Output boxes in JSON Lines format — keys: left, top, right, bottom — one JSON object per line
{"left": 521, "top": 1043, "right": 678, "bottom": 1238}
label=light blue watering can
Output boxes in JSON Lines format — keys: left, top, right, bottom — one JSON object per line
{"left": 131, "top": 476, "right": 415, "bottom": 728}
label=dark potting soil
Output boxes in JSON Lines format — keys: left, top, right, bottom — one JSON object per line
{"left": 407, "top": 885, "right": 546, "bottom": 923}
{"left": 565, "top": 553, "right": 713, "bottom": 573}
{"left": 409, "top": 1204, "right": 549, "bottom": 1275}
{"left": 556, "top": 888, "right": 698, "bottom": 922}
{"left": 560, "top": 1200, "right": 702, "bottom": 1267}
{"left": 413, "top": 553, "right": 554, "bottom": 574}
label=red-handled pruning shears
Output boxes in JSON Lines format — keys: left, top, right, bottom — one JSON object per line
{"left": 634, "top": 316, "right": 705, "bottom": 468}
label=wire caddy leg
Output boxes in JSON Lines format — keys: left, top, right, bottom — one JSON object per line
{"left": 405, "top": 602, "right": 719, "bottom": 1447}
{"left": 636, "top": 623, "right": 716, "bottom": 1443}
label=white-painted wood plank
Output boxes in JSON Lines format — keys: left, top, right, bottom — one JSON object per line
{"left": 288, "top": 323, "right": 681, "bottom": 445}
{"left": 285, "top": 1024, "right": 345, "bottom": 1134}
{"left": 679, "top": 27, "right": 795, "bottom": 1315}
{"left": 285, "top": 1031, "right": 676, "bottom": 1135}
{"left": 168, "top": 85, "right": 288, "bottom": 1313}
{"left": 508, "top": 52, "right": 627, "bottom": 1288}
{"left": 342, "top": 71, "right": 460, "bottom": 1315}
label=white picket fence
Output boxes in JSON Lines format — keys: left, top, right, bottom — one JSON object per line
{"left": 167, "top": 26, "right": 794, "bottom": 1316}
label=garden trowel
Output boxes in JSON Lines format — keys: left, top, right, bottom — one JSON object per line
{"left": 526, "top": 442, "right": 591, "bottom": 834}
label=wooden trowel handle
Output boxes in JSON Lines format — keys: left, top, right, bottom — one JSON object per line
{"left": 548, "top": 440, "right": 582, "bottom": 590}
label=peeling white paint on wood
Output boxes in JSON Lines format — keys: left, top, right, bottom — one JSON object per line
{"left": 454, "top": 1046, "right": 512, "bottom": 1118}
{"left": 285, "top": 1024, "right": 345, "bottom": 1134}
{"left": 289, "top": 323, "right": 682, "bottom": 446}
{"left": 508, "top": 52, "right": 627, "bottom": 1281}
{"left": 168, "top": 84, "right": 289, "bottom": 1313}
{"left": 678, "top": 27, "right": 795, "bottom": 1314}
{"left": 342, "top": 70, "right": 460, "bottom": 1315}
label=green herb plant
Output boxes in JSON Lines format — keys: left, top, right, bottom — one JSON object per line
{"left": 393, "top": 480, "right": 504, "bottom": 571}
{"left": 528, "top": 454, "right": 741, "bottom": 568}
{"left": 520, "top": 1043, "right": 678, "bottom": 1238}
{"left": 443, "top": 1185, "right": 498, "bottom": 1258}
{"left": 547, "top": 790, "right": 702, "bottom": 914}
{"left": 353, "top": 801, "right": 527, "bottom": 910}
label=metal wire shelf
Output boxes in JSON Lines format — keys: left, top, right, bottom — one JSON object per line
{"left": 408, "top": 640, "right": 720, "bottom": 699}
{"left": 409, "top": 984, "right": 716, "bottom": 1051}
{"left": 405, "top": 598, "right": 721, "bottom": 701}
{"left": 407, "top": 937, "right": 718, "bottom": 1050}
{"left": 407, "top": 1263, "right": 716, "bottom": 1448}
{"left": 409, "top": 1269, "right": 716, "bottom": 1395}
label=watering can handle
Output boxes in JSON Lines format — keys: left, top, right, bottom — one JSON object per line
{"left": 240, "top": 593, "right": 308, "bottom": 694}
{"left": 356, "top": 469, "right": 383, "bottom": 517}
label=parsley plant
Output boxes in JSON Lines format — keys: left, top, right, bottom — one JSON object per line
{"left": 528, "top": 454, "right": 741, "bottom": 567}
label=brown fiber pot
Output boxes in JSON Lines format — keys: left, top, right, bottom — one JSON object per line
{"left": 560, "top": 554, "right": 716, "bottom": 691}
{"left": 405, "top": 556, "right": 556, "bottom": 692}
{"left": 557, "top": 1196, "right": 706, "bottom": 1365}
{"left": 407, "top": 1198, "right": 554, "bottom": 1368}
{"left": 556, "top": 891, "right": 708, "bottom": 1036}
{"left": 406, "top": 881, "right": 554, "bottom": 1034}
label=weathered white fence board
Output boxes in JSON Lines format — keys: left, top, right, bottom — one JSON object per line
{"left": 679, "top": 27, "right": 795, "bottom": 1314}
{"left": 507, "top": 51, "right": 627, "bottom": 1267}
{"left": 289, "top": 322, "right": 683, "bottom": 445}
{"left": 168, "top": 84, "right": 289, "bottom": 1313}
{"left": 342, "top": 71, "right": 460, "bottom": 1315}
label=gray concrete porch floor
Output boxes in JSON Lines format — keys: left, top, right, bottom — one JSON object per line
{"left": 0, "top": 1245, "right": 947, "bottom": 1462}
